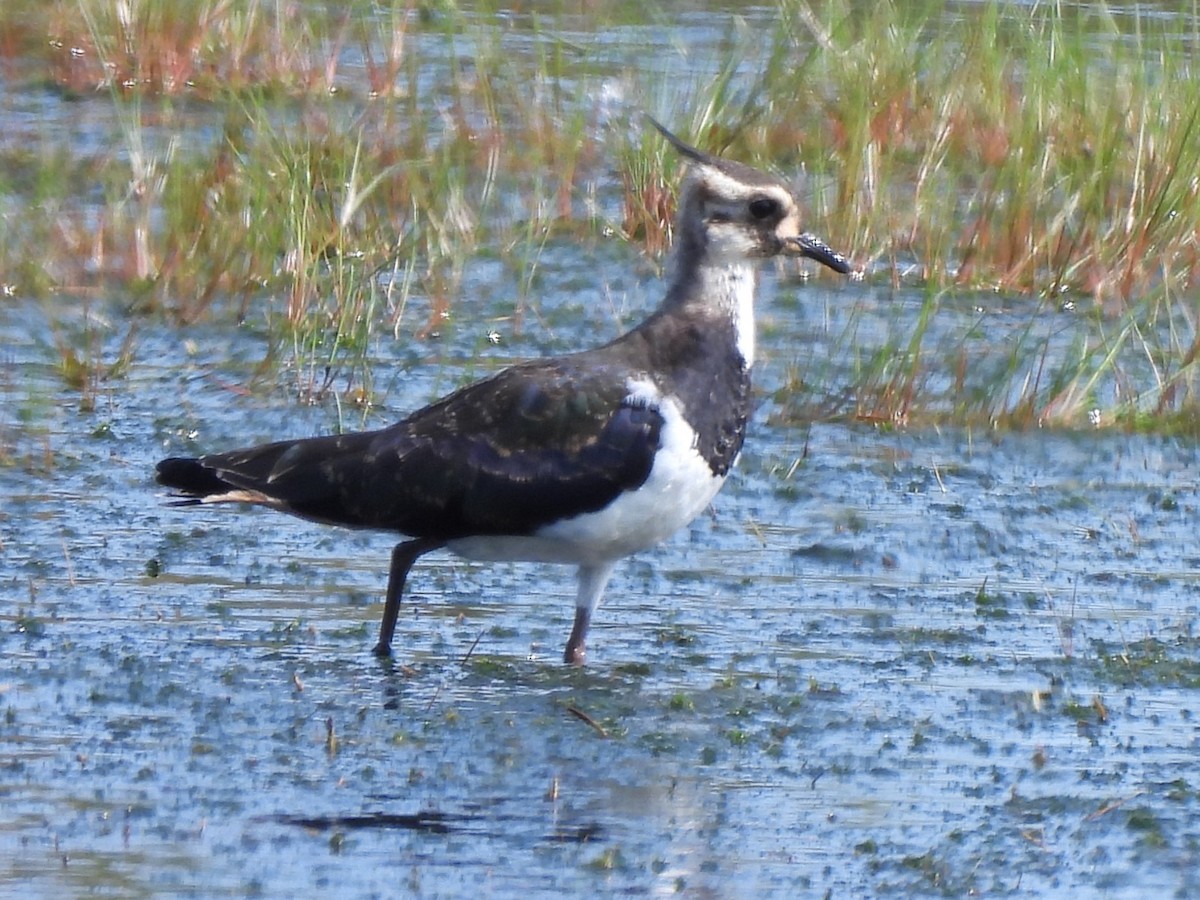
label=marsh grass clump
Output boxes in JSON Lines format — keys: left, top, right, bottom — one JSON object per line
{"left": 0, "top": 1, "right": 611, "bottom": 407}
{"left": 47, "top": 0, "right": 398, "bottom": 99}
{"left": 758, "top": 1, "right": 1200, "bottom": 301}
{"left": 749, "top": 1, "right": 1200, "bottom": 429}
{"left": 776, "top": 275, "right": 1200, "bottom": 431}
{"left": 53, "top": 312, "right": 137, "bottom": 412}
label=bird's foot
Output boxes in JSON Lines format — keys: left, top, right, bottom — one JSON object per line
{"left": 563, "top": 641, "right": 586, "bottom": 667}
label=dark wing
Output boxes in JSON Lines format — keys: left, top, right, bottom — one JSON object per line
{"left": 157, "top": 358, "right": 663, "bottom": 539}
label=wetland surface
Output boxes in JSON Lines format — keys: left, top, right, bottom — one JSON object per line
{"left": 3, "top": 2, "right": 1200, "bottom": 897}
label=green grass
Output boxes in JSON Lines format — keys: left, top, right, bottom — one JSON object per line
{"left": 2, "top": 1, "right": 1200, "bottom": 430}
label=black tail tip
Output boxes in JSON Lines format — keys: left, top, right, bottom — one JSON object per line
{"left": 156, "top": 456, "right": 196, "bottom": 484}
{"left": 156, "top": 456, "right": 225, "bottom": 495}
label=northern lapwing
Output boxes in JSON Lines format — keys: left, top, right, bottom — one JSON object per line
{"left": 156, "top": 119, "right": 853, "bottom": 665}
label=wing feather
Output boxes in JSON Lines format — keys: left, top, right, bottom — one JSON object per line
{"left": 158, "top": 359, "right": 664, "bottom": 539}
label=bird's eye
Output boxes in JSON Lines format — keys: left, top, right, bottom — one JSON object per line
{"left": 748, "top": 197, "right": 780, "bottom": 220}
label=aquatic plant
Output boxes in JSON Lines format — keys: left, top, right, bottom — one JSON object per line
{"left": 1, "top": 0, "right": 1199, "bottom": 430}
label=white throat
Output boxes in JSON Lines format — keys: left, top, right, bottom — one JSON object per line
{"left": 699, "top": 261, "right": 757, "bottom": 367}
{"left": 666, "top": 223, "right": 760, "bottom": 368}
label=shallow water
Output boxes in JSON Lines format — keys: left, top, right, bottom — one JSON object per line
{"left": 4, "top": 3, "right": 1200, "bottom": 898}
{"left": 5, "top": 275, "right": 1200, "bottom": 897}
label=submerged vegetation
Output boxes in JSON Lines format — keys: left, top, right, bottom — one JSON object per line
{"left": 1, "top": 0, "right": 1200, "bottom": 429}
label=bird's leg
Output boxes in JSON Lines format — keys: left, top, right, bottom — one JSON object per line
{"left": 565, "top": 607, "right": 590, "bottom": 666}
{"left": 373, "top": 538, "right": 444, "bottom": 657}
{"left": 564, "top": 562, "right": 616, "bottom": 666}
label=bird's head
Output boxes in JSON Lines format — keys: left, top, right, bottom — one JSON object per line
{"left": 649, "top": 117, "right": 852, "bottom": 274}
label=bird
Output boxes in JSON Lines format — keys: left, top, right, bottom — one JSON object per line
{"left": 156, "top": 118, "right": 853, "bottom": 665}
